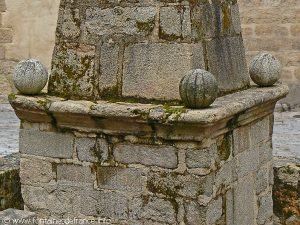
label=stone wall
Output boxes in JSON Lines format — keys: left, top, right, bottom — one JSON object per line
{"left": 9, "top": 85, "right": 288, "bottom": 224}
{"left": 48, "top": 0, "right": 249, "bottom": 101}
{"left": 0, "top": 0, "right": 59, "bottom": 96}
{"left": 239, "top": 0, "right": 300, "bottom": 107}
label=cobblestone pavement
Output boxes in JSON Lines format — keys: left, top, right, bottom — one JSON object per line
{"left": 0, "top": 99, "right": 299, "bottom": 161}
{"left": 273, "top": 111, "right": 300, "bottom": 166}
{"left": 0, "top": 101, "right": 19, "bottom": 156}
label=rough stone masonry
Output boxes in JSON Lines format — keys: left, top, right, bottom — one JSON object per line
{"left": 48, "top": 0, "right": 250, "bottom": 100}
{"left": 9, "top": 0, "right": 289, "bottom": 224}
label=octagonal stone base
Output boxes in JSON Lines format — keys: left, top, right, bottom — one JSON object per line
{"left": 9, "top": 85, "right": 288, "bottom": 225}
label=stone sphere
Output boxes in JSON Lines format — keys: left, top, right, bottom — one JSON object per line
{"left": 179, "top": 69, "right": 218, "bottom": 109}
{"left": 13, "top": 59, "right": 48, "bottom": 95}
{"left": 249, "top": 53, "right": 281, "bottom": 87}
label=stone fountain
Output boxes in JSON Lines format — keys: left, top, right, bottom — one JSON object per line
{"left": 9, "top": 0, "right": 288, "bottom": 224}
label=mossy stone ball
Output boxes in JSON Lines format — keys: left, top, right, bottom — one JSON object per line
{"left": 249, "top": 53, "right": 281, "bottom": 87}
{"left": 179, "top": 69, "right": 218, "bottom": 109}
{"left": 13, "top": 59, "right": 48, "bottom": 95}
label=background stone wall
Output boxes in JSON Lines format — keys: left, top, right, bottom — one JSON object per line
{"left": 239, "top": 0, "right": 300, "bottom": 107}
{"left": 0, "top": 0, "right": 59, "bottom": 96}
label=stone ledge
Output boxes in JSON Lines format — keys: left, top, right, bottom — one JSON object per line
{"left": 9, "top": 84, "right": 288, "bottom": 141}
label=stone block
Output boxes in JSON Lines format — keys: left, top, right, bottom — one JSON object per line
{"left": 0, "top": 0, "right": 6, "bottom": 12}
{"left": 20, "top": 157, "right": 54, "bottom": 185}
{"left": 233, "top": 176, "right": 255, "bottom": 225}
{"left": 122, "top": 43, "right": 205, "bottom": 100}
{"left": 233, "top": 125, "right": 250, "bottom": 156}
{"left": 185, "top": 201, "right": 206, "bottom": 225}
{"left": 214, "top": 160, "right": 237, "bottom": 191}
{"left": 0, "top": 28, "right": 13, "bottom": 43}
{"left": 231, "top": 4, "right": 242, "bottom": 34}
{"left": 49, "top": 43, "right": 96, "bottom": 99}
{"left": 0, "top": 209, "right": 36, "bottom": 225}
{"left": 256, "top": 165, "right": 269, "bottom": 194}
{"left": 147, "top": 171, "right": 213, "bottom": 198}
{"left": 226, "top": 189, "right": 234, "bottom": 225}
{"left": 83, "top": 7, "right": 156, "bottom": 39}
{"left": 95, "top": 167, "right": 147, "bottom": 193}
{"left": 19, "top": 130, "right": 74, "bottom": 159}
{"left": 186, "top": 144, "right": 218, "bottom": 169}
{"left": 141, "top": 197, "right": 176, "bottom": 224}
{"left": 98, "top": 41, "right": 119, "bottom": 96}
{"left": 257, "top": 194, "right": 273, "bottom": 225}
{"left": 236, "top": 148, "right": 259, "bottom": 178}
{"left": 113, "top": 143, "right": 177, "bottom": 169}
{"left": 87, "top": 190, "right": 129, "bottom": 220}
{"left": 206, "top": 197, "right": 223, "bottom": 225}
{"left": 21, "top": 185, "right": 48, "bottom": 210}
{"left": 205, "top": 36, "right": 249, "bottom": 94}
{"left": 159, "top": 6, "right": 191, "bottom": 40}
{"left": 57, "top": 164, "right": 95, "bottom": 185}
{"left": 258, "top": 140, "right": 273, "bottom": 166}
{"left": 250, "top": 116, "right": 271, "bottom": 146}
{"left": 0, "top": 45, "right": 5, "bottom": 59}
{"left": 75, "top": 137, "right": 97, "bottom": 162}
{"left": 57, "top": 8, "right": 80, "bottom": 40}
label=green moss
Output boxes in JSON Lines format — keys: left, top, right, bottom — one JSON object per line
{"left": 163, "top": 104, "right": 187, "bottom": 120}
{"left": 222, "top": 4, "right": 231, "bottom": 32}
{"left": 217, "top": 133, "right": 232, "bottom": 161}
{"left": 136, "top": 20, "right": 155, "bottom": 33}
{"left": 8, "top": 93, "right": 16, "bottom": 101}
{"left": 132, "top": 109, "right": 149, "bottom": 120}
{"left": 159, "top": 27, "right": 181, "bottom": 42}
{"left": 37, "top": 99, "right": 50, "bottom": 109}
{"left": 0, "top": 169, "right": 24, "bottom": 210}
{"left": 99, "top": 86, "right": 119, "bottom": 99}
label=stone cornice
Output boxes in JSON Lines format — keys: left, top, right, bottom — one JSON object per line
{"left": 9, "top": 84, "right": 288, "bottom": 141}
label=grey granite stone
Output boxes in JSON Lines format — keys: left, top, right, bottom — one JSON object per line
{"left": 179, "top": 69, "right": 218, "bottom": 109}
{"left": 205, "top": 36, "right": 250, "bottom": 94}
{"left": 113, "top": 143, "right": 177, "bottom": 169}
{"left": 250, "top": 53, "right": 281, "bottom": 87}
{"left": 13, "top": 59, "right": 48, "bottom": 95}
{"left": 19, "top": 129, "right": 74, "bottom": 159}
{"left": 122, "top": 43, "right": 205, "bottom": 100}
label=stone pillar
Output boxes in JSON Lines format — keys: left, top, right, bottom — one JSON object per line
{"left": 48, "top": 0, "right": 249, "bottom": 100}
{"left": 10, "top": 85, "right": 288, "bottom": 224}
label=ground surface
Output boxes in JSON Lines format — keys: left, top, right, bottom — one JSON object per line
{"left": 0, "top": 96, "right": 299, "bottom": 162}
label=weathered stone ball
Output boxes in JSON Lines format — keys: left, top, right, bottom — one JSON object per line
{"left": 179, "top": 69, "right": 218, "bottom": 109}
{"left": 249, "top": 53, "right": 281, "bottom": 87}
{"left": 13, "top": 59, "right": 48, "bottom": 95}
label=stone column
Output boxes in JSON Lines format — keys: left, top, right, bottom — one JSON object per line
{"left": 10, "top": 85, "right": 288, "bottom": 224}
